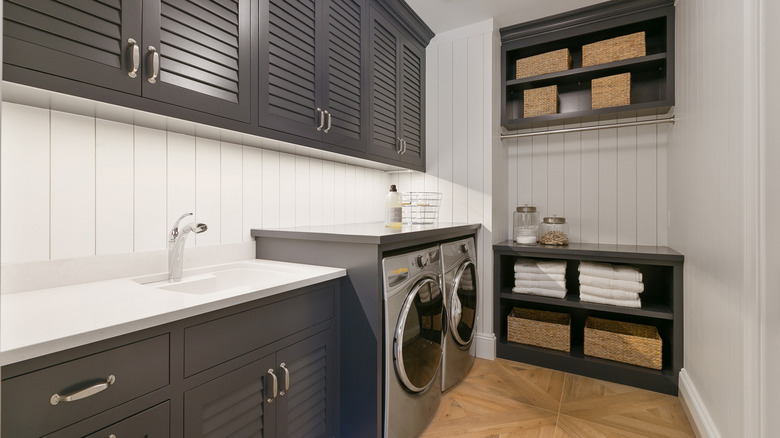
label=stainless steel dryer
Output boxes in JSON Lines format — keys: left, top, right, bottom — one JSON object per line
{"left": 382, "top": 247, "right": 444, "bottom": 438}
{"left": 440, "top": 237, "right": 478, "bottom": 392}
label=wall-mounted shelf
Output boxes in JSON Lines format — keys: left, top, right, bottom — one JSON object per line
{"left": 500, "top": 0, "right": 675, "bottom": 131}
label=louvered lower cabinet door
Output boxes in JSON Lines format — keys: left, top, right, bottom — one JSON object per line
{"left": 142, "top": 0, "right": 251, "bottom": 122}
{"left": 3, "top": 0, "right": 143, "bottom": 94}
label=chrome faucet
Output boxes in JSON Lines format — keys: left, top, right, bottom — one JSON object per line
{"left": 168, "top": 213, "right": 208, "bottom": 282}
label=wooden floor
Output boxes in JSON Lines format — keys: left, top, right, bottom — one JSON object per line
{"left": 421, "top": 358, "right": 695, "bottom": 438}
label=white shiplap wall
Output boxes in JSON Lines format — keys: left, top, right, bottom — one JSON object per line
{"left": 0, "top": 103, "right": 389, "bottom": 266}
{"left": 504, "top": 111, "right": 670, "bottom": 246}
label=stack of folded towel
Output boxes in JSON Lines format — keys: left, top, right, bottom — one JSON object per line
{"left": 578, "top": 261, "right": 644, "bottom": 308}
{"left": 512, "top": 259, "right": 567, "bottom": 299}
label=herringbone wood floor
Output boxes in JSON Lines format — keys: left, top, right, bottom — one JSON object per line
{"left": 421, "top": 358, "right": 695, "bottom": 438}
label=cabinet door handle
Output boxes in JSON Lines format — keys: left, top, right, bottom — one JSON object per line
{"left": 266, "top": 369, "right": 278, "bottom": 403}
{"left": 397, "top": 138, "right": 403, "bottom": 154}
{"left": 50, "top": 375, "right": 116, "bottom": 405}
{"left": 323, "top": 111, "right": 332, "bottom": 133}
{"left": 316, "top": 107, "right": 325, "bottom": 131}
{"left": 147, "top": 46, "right": 159, "bottom": 84}
{"left": 400, "top": 139, "right": 407, "bottom": 155}
{"left": 109, "top": 435, "right": 117, "bottom": 438}
{"left": 127, "top": 38, "right": 140, "bottom": 78}
{"left": 279, "top": 362, "right": 290, "bottom": 396}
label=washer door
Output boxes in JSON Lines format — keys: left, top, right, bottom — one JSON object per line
{"left": 393, "top": 276, "right": 444, "bottom": 394}
{"left": 450, "top": 260, "right": 478, "bottom": 349}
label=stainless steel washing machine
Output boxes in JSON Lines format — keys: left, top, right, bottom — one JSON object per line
{"left": 382, "top": 247, "right": 444, "bottom": 438}
{"left": 440, "top": 237, "right": 478, "bottom": 392}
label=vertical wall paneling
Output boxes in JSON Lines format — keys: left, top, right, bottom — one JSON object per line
{"left": 467, "top": 35, "right": 484, "bottom": 225}
{"left": 333, "top": 162, "right": 346, "bottom": 224}
{"left": 50, "top": 111, "right": 95, "bottom": 259}
{"left": 278, "top": 153, "right": 296, "bottom": 227}
{"left": 546, "top": 129, "right": 565, "bottom": 217}
{"left": 436, "top": 42, "right": 454, "bottom": 223}
{"left": 96, "top": 120, "right": 134, "bottom": 256}
{"left": 134, "top": 126, "right": 167, "bottom": 252}
{"left": 531, "top": 125, "right": 548, "bottom": 218}
{"left": 242, "top": 146, "right": 262, "bottom": 241}
{"left": 261, "top": 149, "right": 281, "bottom": 229}
{"left": 635, "top": 111, "right": 658, "bottom": 246}
{"left": 354, "top": 166, "right": 366, "bottom": 223}
{"left": 575, "top": 117, "right": 600, "bottom": 243}
{"left": 563, "top": 120, "right": 582, "bottom": 243}
{"left": 0, "top": 103, "right": 50, "bottom": 263}
{"left": 195, "top": 138, "right": 221, "bottom": 246}
{"left": 309, "top": 158, "right": 323, "bottom": 226}
{"left": 294, "top": 155, "right": 310, "bottom": 227}
{"left": 597, "top": 116, "right": 618, "bottom": 245}
{"left": 167, "top": 133, "right": 197, "bottom": 248}
{"left": 344, "top": 164, "right": 357, "bottom": 223}
{"left": 616, "top": 113, "right": 638, "bottom": 245}
{"left": 321, "top": 160, "right": 336, "bottom": 225}
{"left": 220, "top": 142, "right": 243, "bottom": 244}
{"left": 451, "top": 39, "right": 468, "bottom": 224}
{"left": 656, "top": 123, "right": 669, "bottom": 246}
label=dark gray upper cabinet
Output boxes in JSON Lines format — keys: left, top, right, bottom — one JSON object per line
{"left": 259, "top": 0, "right": 367, "bottom": 151}
{"left": 3, "top": 0, "right": 252, "bottom": 122}
{"left": 368, "top": 5, "right": 425, "bottom": 168}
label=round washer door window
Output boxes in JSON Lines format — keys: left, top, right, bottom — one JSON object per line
{"left": 450, "top": 261, "right": 477, "bottom": 348}
{"left": 393, "top": 276, "right": 444, "bottom": 393}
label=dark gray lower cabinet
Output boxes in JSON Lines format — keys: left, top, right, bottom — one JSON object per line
{"left": 1, "top": 281, "right": 339, "bottom": 438}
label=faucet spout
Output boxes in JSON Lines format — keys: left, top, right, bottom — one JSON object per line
{"left": 168, "top": 216, "right": 208, "bottom": 282}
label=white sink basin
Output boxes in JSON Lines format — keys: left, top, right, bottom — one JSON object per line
{"left": 133, "top": 261, "right": 306, "bottom": 294}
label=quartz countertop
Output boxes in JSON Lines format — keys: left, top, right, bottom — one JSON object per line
{"left": 251, "top": 222, "right": 481, "bottom": 245}
{"left": 0, "top": 259, "right": 345, "bottom": 366}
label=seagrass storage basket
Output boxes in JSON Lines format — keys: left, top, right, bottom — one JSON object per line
{"left": 515, "top": 48, "right": 572, "bottom": 79}
{"left": 584, "top": 317, "right": 662, "bottom": 369}
{"left": 591, "top": 73, "right": 631, "bottom": 109}
{"left": 507, "top": 307, "right": 570, "bottom": 352}
{"left": 582, "top": 32, "right": 646, "bottom": 67}
{"left": 524, "top": 85, "right": 558, "bottom": 118}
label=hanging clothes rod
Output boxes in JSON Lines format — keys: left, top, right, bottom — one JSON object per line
{"left": 500, "top": 117, "right": 675, "bottom": 140}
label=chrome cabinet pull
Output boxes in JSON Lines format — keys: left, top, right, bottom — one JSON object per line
{"left": 147, "top": 46, "right": 159, "bottom": 84}
{"left": 266, "top": 369, "right": 278, "bottom": 403}
{"left": 127, "top": 38, "right": 139, "bottom": 78}
{"left": 403, "top": 139, "right": 408, "bottom": 154}
{"left": 50, "top": 375, "right": 116, "bottom": 405}
{"left": 323, "top": 111, "right": 332, "bottom": 133}
{"left": 316, "top": 107, "right": 325, "bottom": 131}
{"left": 279, "top": 363, "right": 290, "bottom": 396}
{"left": 397, "top": 138, "right": 403, "bottom": 154}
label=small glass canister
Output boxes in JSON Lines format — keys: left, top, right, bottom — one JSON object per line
{"left": 513, "top": 205, "right": 540, "bottom": 244}
{"left": 540, "top": 216, "right": 569, "bottom": 246}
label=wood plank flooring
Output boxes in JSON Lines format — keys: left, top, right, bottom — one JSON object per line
{"left": 421, "top": 358, "right": 695, "bottom": 438}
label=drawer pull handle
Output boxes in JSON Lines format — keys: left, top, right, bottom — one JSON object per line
{"left": 279, "top": 362, "right": 290, "bottom": 396}
{"left": 50, "top": 375, "right": 116, "bottom": 405}
{"left": 128, "top": 38, "right": 140, "bottom": 78}
{"left": 266, "top": 369, "right": 278, "bottom": 403}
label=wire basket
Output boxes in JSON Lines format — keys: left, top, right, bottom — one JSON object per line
{"left": 401, "top": 192, "right": 442, "bottom": 224}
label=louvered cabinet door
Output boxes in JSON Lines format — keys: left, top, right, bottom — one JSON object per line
{"left": 184, "top": 354, "right": 277, "bottom": 438}
{"left": 275, "top": 328, "right": 336, "bottom": 438}
{"left": 397, "top": 38, "right": 425, "bottom": 167}
{"left": 321, "top": 0, "right": 367, "bottom": 152}
{"left": 3, "top": 0, "right": 143, "bottom": 94}
{"left": 258, "top": 0, "right": 323, "bottom": 141}
{"left": 142, "top": 0, "right": 251, "bottom": 122}
{"left": 367, "top": 7, "right": 401, "bottom": 161}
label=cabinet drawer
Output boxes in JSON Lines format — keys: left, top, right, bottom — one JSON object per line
{"left": 2, "top": 335, "right": 169, "bottom": 437}
{"left": 184, "top": 285, "right": 335, "bottom": 377}
{"left": 83, "top": 402, "right": 170, "bottom": 438}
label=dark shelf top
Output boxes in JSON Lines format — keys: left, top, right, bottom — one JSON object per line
{"left": 494, "top": 240, "right": 683, "bottom": 262}
{"left": 507, "top": 53, "right": 667, "bottom": 88}
{"left": 500, "top": 291, "right": 673, "bottom": 320}
{"left": 501, "top": 102, "right": 673, "bottom": 131}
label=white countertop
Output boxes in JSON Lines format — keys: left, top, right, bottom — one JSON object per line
{"left": 0, "top": 259, "right": 345, "bottom": 366}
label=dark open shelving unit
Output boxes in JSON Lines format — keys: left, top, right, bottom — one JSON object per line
{"left": 493, "top": 241, "right": 684, "bottom": 394}
{"left": 500, "top": 0, "right": 675, "bottom": 130}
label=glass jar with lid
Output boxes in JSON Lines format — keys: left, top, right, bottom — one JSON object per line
{"left": 513, "top": 205, "right": 540, "bottom": 244}
{"left": 539, "top": 216, "right": 569, "bottom": 246}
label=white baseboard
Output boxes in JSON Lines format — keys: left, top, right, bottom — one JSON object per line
{"left": 678, "top": 368, "right": 722, "bottom": 438}
{"left": 474, "top": 332, "right": 496, "bottom": 360}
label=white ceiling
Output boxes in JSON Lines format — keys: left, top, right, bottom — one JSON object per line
{"left": 405, "top": 0, "right": 608, "bottom": 35}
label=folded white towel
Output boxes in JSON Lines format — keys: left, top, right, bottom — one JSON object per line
{"left": 515, "top": 279, "right": 566, "bottom": 292}
{"left": 514, "top": 272, "right": 566, "bottom": 282}
{"left": 514, "top": 259, "right": 567, "bottom": 275}
{"left": 511, "top": 286, "right": 566, "bottom": 299}
{"left": 579, "top": 275, "right": 644, "bottom": 293}
{"left": 578, "top": 261, "right": 642, "bottom": 282}
{"left": 580, "top": 293, "right": 641, "bottom": 308}
{"left": 579, "top": 285, "right": 640, "bottom": 301}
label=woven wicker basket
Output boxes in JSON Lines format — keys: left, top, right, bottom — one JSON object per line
{"left": 515, "top": 48, "right": 572, "bottom": 79}
{"left": 592, "top": 73, "right": 631, "bottom": 109}
{"left": 584, "top": 317, "right": 662, "bottom": 369}
{"left": 582, "top": 32, "right": 646, "bottom": 67}
{"left": 507, "top": 308, "right": 570, "bottom": 352}
{"left": 524, "top": 85, "right": 558, "bottom": 118}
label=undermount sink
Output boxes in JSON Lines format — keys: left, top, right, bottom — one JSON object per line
{"left": 132, "top": 261, "right": 305, "bottom": 294}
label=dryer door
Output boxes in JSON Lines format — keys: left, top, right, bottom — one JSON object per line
{"left": 393, "top": 276, "right": 443, "bottom": 394}
{"left": 450, "top": 260, "right": 477, "bottom": 349}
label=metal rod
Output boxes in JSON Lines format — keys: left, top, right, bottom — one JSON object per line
{"left": 500, "top": 117, "right": 675, "bottom": 140}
